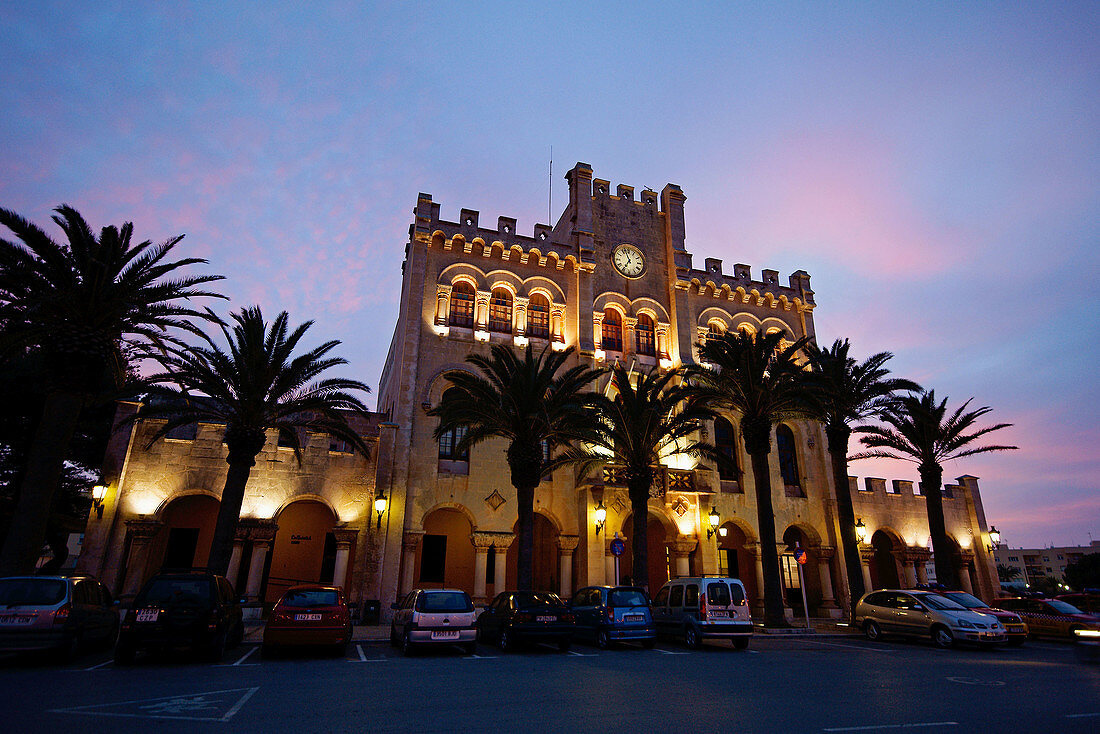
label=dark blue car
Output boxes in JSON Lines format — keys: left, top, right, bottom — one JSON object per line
{"left": 570, "top": 586, "right": 656, "bottom": 649}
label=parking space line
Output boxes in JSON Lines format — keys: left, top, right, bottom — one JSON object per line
{"left": 1065, "top": 713, "right": 1100, "bottom": 719}
{"left": 356, "top": 644, "right": 367, "bottom": 662}
{"left": 231, "top": 646, "right": 257, "bottom": 666}
{"left": 466, "top": 654, "right": 498, "bottom": 659}
{"left": 800, "top": 640, "right": 896, "bottom": 653}
{"left": 823, "top": 721, "right": 958, "bottom": 731}
{"left": 83, "top": 660, "right": 113, "bottom": 671}
{"left": 653, "top": 648, "right": 689, "bottom": 655}
{"left": 567, "top": 651, "right": 598, "bottom": 657}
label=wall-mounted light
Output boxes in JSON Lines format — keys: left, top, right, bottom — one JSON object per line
{"left": 90, "top": 480, "right": 108, "bottom": 519}
{"left": 706, "top": 506, "right": 722, "bottom": 540}
{"left": 374, "top": 490, "right": 388, "bottom": 530}
{"left": 855, "top": 518, "right": 869, "bottom": 544}
{"left": 594, "top": 499, "right": 607, "bottom": 535}
{"left": 986, "top": 525, "right": 1000, "bottom": 552}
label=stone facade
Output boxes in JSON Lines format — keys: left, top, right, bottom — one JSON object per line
{"left": 79, "top": 163, "right": 1000, "bottom": 619}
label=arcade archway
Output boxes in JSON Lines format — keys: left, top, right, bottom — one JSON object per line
{"left": 154, "top": 494, "right": 220, "bottom": 572}
{"left": 506, "top": 512, "right": 560, "bottom": 592}
{"left": 620, "top": 512, "right": 672, "bottom": 592}
{"left": 870, "top": 530, "right": 901, "bottom": 590}
{"left": 718, "top": 521, "right": 757, "bottom": 605}
{"left": 267, "top": 500, "right": 339, "bottom": 603}
{"left": 417, "top": 507, "right": 476, "bottom": 593}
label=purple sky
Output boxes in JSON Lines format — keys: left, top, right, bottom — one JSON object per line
{"left": 3, "top": 2, "right": 1097, "bottom": 549}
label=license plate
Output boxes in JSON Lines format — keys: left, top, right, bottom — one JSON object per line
{"left": 708, "top": 610, "right": 729, "bottom": 618}
{"left": 536, "top": 616, "right": 556, "bottom": 623}
{"left": 294, "top": 614, "right": 322, "bottom": 621}
{"left": 136, "top": 609, "right": 159, "bottom": 623}
{"left": 0, "top": 615, "right": 35, "bottom": 626}
{"left": 431, "top": 630, "right": 460, "bottom": 640}
{"left": 624, "top": 614, "right": 645, "bottom": 623}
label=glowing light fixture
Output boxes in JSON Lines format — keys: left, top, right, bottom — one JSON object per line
{"left": 594, "top": 499, "right": 607, "bottom": 535}
{"left": 90, "top": 480, "right": 108, "bottom": 519}
{"left": 374, "top": 490, "right": 388, "bottom": 530}
{"left": 855, "top": 518, "right": 869, "bottom": 544}
{"left": 986, "top": 525, "right": 1000, "bottom": 552}
{"left": 706, "top": 506, "right": 721, "bottom": 540}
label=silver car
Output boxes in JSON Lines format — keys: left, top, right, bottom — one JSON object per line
{"left": 0, "top": 575, "right": 119, "bottom": 658}
{"left": 856, "top": 589, "right": 1006, "bottom": 648}
{"left": 390, "top": 589, "right": 477, "bottom": 656}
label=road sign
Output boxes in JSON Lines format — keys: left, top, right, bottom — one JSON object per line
{"left": 610, "top": 538, "right": 625, "bottom": 556}
{"left": 795, "top": 548, "right": 808, "bottom": 565}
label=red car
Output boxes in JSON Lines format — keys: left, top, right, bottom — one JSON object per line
{"left": 262, "top": 585, "right": 352, "bottom": 655}
{"left": 940, "top": 591, "right": 1028, "bottom": 645}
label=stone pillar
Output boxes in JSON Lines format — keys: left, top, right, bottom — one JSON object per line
{"left": 860, "top": 548, "right": 875, "bottom": 592}
{"left": 225, "top": 539, "right": 245, "bottom": 590}
{"left": 745, "top": 543, "right": 766, "bottom": 614}
{"left": 912, "top": 549, "right": 931, "bottom": 586}
{"left": 592, "top": 311, "right": 605, "bottom": 352}
{"left": 493, "top": 533, "right": 515, "bottom": 594}
{"left": 435, "top": 284, "right": 452, "bottom": 325}
{"left": 513, "top": 296, "right": 529, "bottom": 336}
{"left": 815, "top": 547, "right": 838, "bottom": 610}
{"left": 400, "top": 532, "right": 423, "bottom": 596}
{"left": 471, "top": 532, "right": 497, "bottom": 604}
{"left": 671, "top": 537, "right": 697, "bottom": 580}
{"left": 331, "top": 527, "right": 359, "bottom": 589}
{"left": 958, "top": 552, "right": 975, "bottom": 593}
{"left": 245, "top": 540, "right": 271, "bottom": 601}
{"left": 624, "top": 316, "right": 638, "bottom": 354}
{"left": 656, "top": 323, "right": 671, "bottom": 360}
{"left": 895, "top": 550, "right": 917, "bottom": 588}
{"left": 558, "top": 535, "right": 579, "bottom": 598}
{"left": 474, "top": 290, "right": 491, "bottom": 328}
{"left": 120, "top": 518, "right": 164, "bottom": 598}
{"left": 551, "top": 303, "right": 565, "bottom": 345}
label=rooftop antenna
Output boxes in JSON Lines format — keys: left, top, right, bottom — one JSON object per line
{"left": 548, "top": 145, "right": 553, "bottom": 225}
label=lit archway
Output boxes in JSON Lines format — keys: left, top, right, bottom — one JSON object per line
{"left": 267, "top": 500, "right": 339, "bottom": 604}
{"left": 718, "top": 521, "right": 757, "bottom": 605}
{"left": 870, "top": 530, "right": 901, "bottom": 590}
{"left": 506, "top": 512, "right": 560, "bottom": 592}
{"left": 417, "top": 507, "right": 476, "bottom": 594}
{"left": 155, "top": 493, "right": 220, "bottom": 572}
{"left": 620, "top": 512, "right": 672, "bottom": 592}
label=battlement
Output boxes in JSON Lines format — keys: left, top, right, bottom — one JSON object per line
{"left": 848, "top": 475, "right": 975, "bottom": 500}
{"left": 682, "top": 258, "right": 815, "bottom": 310}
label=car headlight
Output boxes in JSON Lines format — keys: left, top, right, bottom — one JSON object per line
{"left": 1075, "top": 629, "right": 1100, "bottom": 639}
{"left": 956, "top": 618, "right": 974, "bottom": 629}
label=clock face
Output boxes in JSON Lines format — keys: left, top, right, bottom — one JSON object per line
{"left": 612, "top": 244, "right": 645, "bottom": 278}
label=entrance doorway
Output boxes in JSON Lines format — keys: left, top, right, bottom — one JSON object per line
{"left": 267, "top": 500, "right": 338, "bottom": 604}
{"left": 507, "top": 513, "right": 560, "bottom": 592}
{"left": 417, "top": 508, "right": 476, "bottom": 592}
{"left": 718, "top": 522, "right": 757, "bottom": 604}
{"left": 155, "top": 494, "right": 220, "bottom": 573}
{"left": 870, "top": 530, "right": 901, "bottom": 590}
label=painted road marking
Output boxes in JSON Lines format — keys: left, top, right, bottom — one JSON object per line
{"left": 823, "top": 722, "right": 958, "bottom": 732}
{"left": 49, "top": 687, "right": 259, "bottom": 722}
{"left": 231, "top": 646, "right": 257, "bottom": 666}
{"left": 800, "top": 640, "right": 896, "bottom": 653}
{"left": 567, "top": 650, "right": 598, "bottom": 657}
{"left": 1065, "top": 713, "right": 1100, "bottom": 719}
{"left": 466, "top": 654, "right": 498, "bottom": 659}
{"left": 945, "top": 676, "right": 1004, "bottom": 686}
{"left": 356, "top": 644, "right": 367, "bottom": 662}
{"left": 653, "top": 648, "right": 689, "bottom": 655}
{"left": 83, "top": 660, "right": 113, "bottom": 671}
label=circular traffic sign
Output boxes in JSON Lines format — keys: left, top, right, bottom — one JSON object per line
{"left": 795, "top": 548, "right": 808, "bottom": 565}
{"left": 610, "top": 538, "right": 625, "bottom": 556}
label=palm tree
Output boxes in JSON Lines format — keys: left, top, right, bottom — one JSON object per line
{"left": 564, "top": 363, "right": 714, "bottom": 592}
{"left": 135, "top": 306, "right": 372, "bottom": 576}
{"left": 687, "top": 329, "right": 813, "bottom": 627}
{"left": 804, "top": 339, "right": 919, "bottom": 618}
{"left": 428, "top": 343, "right": 602, "bottom": 591}
{"left": 0, "top": 205, "right": 224, "bottom": 574}
{"left": 852, "top": 390, "right": 1016, "bottom": 589}
{"left": 997, "top": 564, "right": 1021, "bottom": 583}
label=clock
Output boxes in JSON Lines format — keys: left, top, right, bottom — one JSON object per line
{"left": 612, "top": 244, "right": 645, "bottom": 278}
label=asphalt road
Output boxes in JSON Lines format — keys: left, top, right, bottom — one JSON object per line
{"left": 1, "top": 634, "right": 1097, "bottom": 733}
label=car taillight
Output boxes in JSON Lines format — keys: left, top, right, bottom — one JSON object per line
{"left": 606, "top": 606, "right": 615, "bottom": 622}
{"left": 515, "top": 613, "right": 532, "bottom": 623}
{"left": 53, "top": 604, "right": 71, "bottom": 626}
{"left": 700, "top": 596, "right": 707, "bottom": 620}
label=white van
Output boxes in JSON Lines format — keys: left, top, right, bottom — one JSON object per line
{"left": 651, "top": 576, "right": 753, "bottom": 649}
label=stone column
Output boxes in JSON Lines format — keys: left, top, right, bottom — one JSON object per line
{"left": 474, "top": 290, "right": 491, "bottom": 328}
{"left": 513, "top": 296, "right": 529, "bottom": 336}
{"left": 671, "top": 537, "right": 697, "bottom": 580}
{"left": 557, "top": 535, "right": 579, "bottom": 598}
{"left": 435, "top": 284, "right": 452, "bottom": 325}
{"left": 331, "top": 527, "right": 359, "bottom": 589}
{"left": 470, "top": 532, "right": 497, "bottom": 603}
{"left": 958, "top": 552, "right": 975, "bottom": 593}
{"left": 815, "top": 547, "right": 838, "bottom": 609}
{"left": 895, "top": 550, "right": 917, "bottom": 588}
{"left": 624, "top": 316, "right": 638, "bottom": 354}
{"left": 745, "top": 543, "right": 766, "bottom": 615}
{"left": 551, "top": 303, "right": 565, "bottom": 345}
{"left": 912, "top": 549, "right": 931, "bottom": 585}
{"left": 656, "top": 323, "right": 671, "bottom": 360}
{"left": 225, "top": 539, "right": 245, "bottom": 590}
{"left": 400, "top": 532, "right": 423, "bottom": 596}
{"left": 860, "top": 548, "right": 875, "bottom": 592}
{"left": 493, "top": 533, "right": 515, "bottom": 594}
{"left": 120, "top": 518, "right": 164, "bottom": 598}
{"left": 245, "top": 540, "right": 271, "bottom": 601}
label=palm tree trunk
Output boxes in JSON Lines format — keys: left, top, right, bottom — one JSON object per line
{"left": 515, "top": 485, "right": 535, "bottom": 591}
{"left": 919, "top": 462, "right": 957, "bottom": 589}
{"left": 207, "top": 458, "right": 256, "bottom": 576}
{"left": 0, "top": 390, "right": 84, "bottom": 575}
{"left": 743, "top": 418, "right": 786, "bottom": 627}
{"left": 628, "top": 482, "right": 649, "bottom": 592}
{"left": 826, "top": 425, "right": 864, "bottom": 620}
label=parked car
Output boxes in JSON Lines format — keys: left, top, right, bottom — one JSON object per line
{"left": 390, "top": 589, "right": 477, "bottom": 655}
{"left": 651, "top": 577, "right": 752, "bottom": 650}
{"left": 939, "top": 591, "right": 1028, "bottom": 645}
{"left": 856, "top": 590, "right": 1006, "bottom": 648}
{"left": 994, "top": 597, "right": 1100, "bottom": 639}
{"left": 475, "top": 591, "right": 574, "bottom": 652}
{"left": 262, "top": 585, "right": 352, "bottom": 656}
{"left": 0, "top": 575, "right": 118, "bottom": 659}
{"left": 115, "top": 571, "right": 244, "bottom": 663}
{"left": 570, "top": 585, "right": 656, "bottom": 649}
{"left": 1055, "top": 593, "right": 1100, "bottom": 616}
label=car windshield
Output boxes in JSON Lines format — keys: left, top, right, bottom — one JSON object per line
{"left": 281, "top": 590, "right": 339, "bottom": 608}
{"left": 610, "top": 589, "right": 648, "bottom": 607}
{"left": 1048, "top": 600, "right": 1083, "bottom": 614}
{"left": 0, "top": 578, "right": 67, "bottom": 606}
{"left": 138, "top": 578, "right": 211, "bottom": 607}
{"left": 417, "top": 592, "right": 473, "bottom": 613}
{"left": 946, "top": 592, "right": 986, "bottom": 609}
{"left": 920, "top": 594, "right": 968, "bottom": 611}
{"left": 513, "top": 592, "right": 564, "bottom": 608}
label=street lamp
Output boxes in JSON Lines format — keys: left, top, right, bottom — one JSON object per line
{"left": 706, "top": 506, "right": 723, "bottom": 540}
{"left": 374, "top": 490, "right": 388, "bottom": 530}
{"left": 90, "top": 480, "right": 108, "bottom": 519}
{"left": 855, "top": 518, "right": 869, "bottom": 544}
{"left": 594, "top": 499, "right": 607, "bottom": 535}
{"left": 986, "top": 525, "right": 1000, "bottom": 552}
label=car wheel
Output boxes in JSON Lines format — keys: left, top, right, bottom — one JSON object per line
{"left": 114, "top": 643, "right": 136, "bottom": 665}
{"left": 864, "top": 620, "right": 882, "bottom": 642}
{"left": 499, "top": 628, "right": 513, "bottom": 652}
{"left": 641, "top": 639, "right": 656, "bottom": 650}
{"left": 596, "top": 630, "right": 611, "bottom": 650}
{"left": 684, "top": 625, "right": 701, "bottom": 650}
{"left": 733, "top": 638, "right": 750, "bottom": 650}
{"left": 57, "top": 632, "right": 81, "bottom": 662}
{"left": 558, "top": 639, "right": 571, "bottom": 653}
{"left": 401, "top": 631, "right": 415, "bottom": 657}
{"left": 931, "top": 625, "right": 955, "bottom": 649}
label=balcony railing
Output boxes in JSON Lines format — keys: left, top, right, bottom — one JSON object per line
{"left": 593, "top": 464, "right": 701, "bottom": 498}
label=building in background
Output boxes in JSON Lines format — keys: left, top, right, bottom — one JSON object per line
{"left": 993, "top": 540, "right": 1099, "bottom": 587}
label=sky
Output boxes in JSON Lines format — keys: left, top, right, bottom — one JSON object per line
{"left": 2, "top": 2, "right": 1097, "bottom": 549}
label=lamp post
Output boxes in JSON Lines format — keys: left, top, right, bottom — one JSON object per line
{"left": 374, "top": 490, "right": 388, "bottom": 530}
{"left": 594, "top": 499, "right": 606, "bottom": 535}
{"left": 986, "top": 525, "right": 1000, "bottom": 553}
{"left": 706, "top": 506, "right": 725, "bottom": 541}
{"left": 855, "top": 518, "right": 869, "bottom": 545}
{"left": 90, "top": 481, "right": 108, "bottom": 520}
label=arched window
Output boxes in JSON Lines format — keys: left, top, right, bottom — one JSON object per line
{"left": 714, "top": 417, "right": 740, "bottom": 482}
{"left": 437, "top": 388, "right": 469, "bottom": 462}
{"left": 635, "top": 314, "right": 655, "bottom": 356}
{"left": 488, "top": 288, "right": 512, "bottom": 333}
{"left": 706, "top": 323, "right": 723, "bottom": 344}
{"left": 449, "top": 282, "right": 475, "bottom": 328}
{"left": 527, "top": 294, "right": 550, "bottom": 339}
{"left": 602, "top": 308, "right": 623, "bottom": 352}
{"left": 776, "top": 424, "right": 801, "bottom": 492}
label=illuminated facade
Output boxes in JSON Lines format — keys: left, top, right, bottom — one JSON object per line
{"left": 79, "top": 163, "right": 1000, "bottom": 618}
